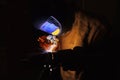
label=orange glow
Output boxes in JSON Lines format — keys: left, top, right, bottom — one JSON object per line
{"left": 37, "top": 35, "right": 59, "bottom": 52}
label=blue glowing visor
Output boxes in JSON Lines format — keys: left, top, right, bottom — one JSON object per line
{"left": 39, "top": 16, "right": 62, "bottom": 36}
{"left": 40, "top": 21, "right": 60, "bottom": 35}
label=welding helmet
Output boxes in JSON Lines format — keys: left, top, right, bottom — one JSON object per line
{"left": 34, "top": 16, "right": 62, "bottom": 36}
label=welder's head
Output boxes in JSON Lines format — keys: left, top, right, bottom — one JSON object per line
{"left": 33, "top": 0, "right": 85, "bottom": 38}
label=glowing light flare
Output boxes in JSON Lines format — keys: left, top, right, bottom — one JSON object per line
{"left": 37, "top": 35, "right": 59, "bottom": 53}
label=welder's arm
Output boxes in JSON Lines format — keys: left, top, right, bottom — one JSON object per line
{"left": 54, "top": 45, "right": 106, "bottom": 70}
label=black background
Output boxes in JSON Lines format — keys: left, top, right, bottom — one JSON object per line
{"left": 0, "top": 0, "right": 119, "bottom": 80}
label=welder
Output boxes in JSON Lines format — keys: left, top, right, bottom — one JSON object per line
{"left": 29, "top": 0, "right": 111, "bottom": 80}
{"left": 35, "top": 12, "right": 109, "bottom": 80}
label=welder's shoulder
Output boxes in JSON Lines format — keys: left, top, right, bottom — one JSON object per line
{"left": 78, "top": 11, "right": 106, "bottom": 34}
{"left": 79, "top": 11, "right": 109, "bottom": 48}
{"left": 83, "top": 12, "right": 107, "bottom": 36}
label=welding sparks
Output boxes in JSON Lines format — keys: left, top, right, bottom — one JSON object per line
{"left": 38, "top": 35, "right": 59, "bottom": 53}
{"left": 45, "top": 43, "right": 57, "bottom": 52}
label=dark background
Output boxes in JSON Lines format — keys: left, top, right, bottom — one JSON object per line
{"left": 0, "top": 0, "right": 118, "bottom": 80}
